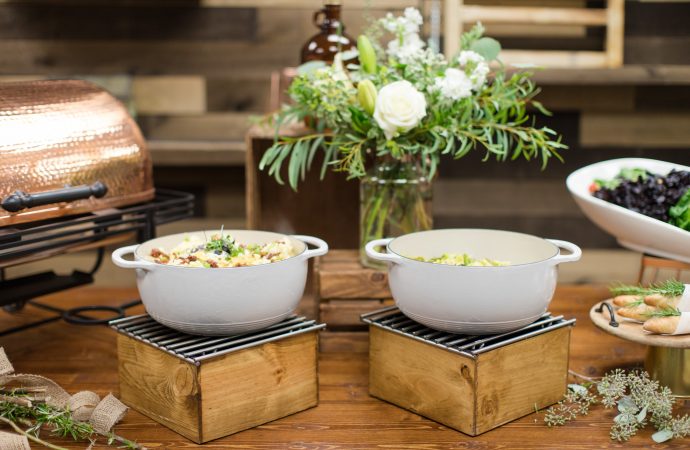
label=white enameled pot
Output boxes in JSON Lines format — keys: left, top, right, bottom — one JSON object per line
{"left": 112, "top": 230, "right": 328, "bottom": 335}
{"left": 365, "top": 229, "right": 581, "bottom": 334}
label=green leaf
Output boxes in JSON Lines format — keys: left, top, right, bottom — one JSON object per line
{"left": 652, "top": 429, "right": 674, "bottom": 443}
{"left": 636, "top": 405, "right": 647, "bottom": 423}
{"left": 568, "top": 384, "right": 588, "bottom": 396}
{"left": 471, "top": 37, "right": 501, "bottom": 61}
{"left": 296, "top": 60, "right": 327, "bottom": 76}
{"left": 617, "top": 396, "right": 637, "bottom": 414}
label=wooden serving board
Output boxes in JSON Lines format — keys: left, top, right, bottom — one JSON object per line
{"left": 589, "top": 300, "right": 690, "bottom": 348}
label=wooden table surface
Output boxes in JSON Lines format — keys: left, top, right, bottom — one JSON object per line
{"left": 2, "top": 285, "right": 689, "bottom": 449}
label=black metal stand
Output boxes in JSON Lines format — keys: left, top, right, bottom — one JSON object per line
{"left": 0, "top": 189, "right": 194, "bottom": 335}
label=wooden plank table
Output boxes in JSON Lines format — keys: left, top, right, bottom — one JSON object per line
{"left": 1, "top": 285, "right": 689, "bottom": 449}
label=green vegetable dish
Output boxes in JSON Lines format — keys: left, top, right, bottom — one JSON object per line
{"left": 414, "top": 253, "right": 509, "bottom": 267}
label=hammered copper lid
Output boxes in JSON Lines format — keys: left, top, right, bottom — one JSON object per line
{"left": 0, "top": 79, "right": 153, "bottom": 226}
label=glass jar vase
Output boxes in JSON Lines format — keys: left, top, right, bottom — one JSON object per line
{"left": 359, "top": 158, "right": 433, "bottom": 269}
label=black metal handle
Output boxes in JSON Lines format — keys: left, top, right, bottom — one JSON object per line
{"left": 595, "top": 302, "right": 619, "bottom": 328}
{"left": 1, "top": 182, "right": 108, "bottom": 213}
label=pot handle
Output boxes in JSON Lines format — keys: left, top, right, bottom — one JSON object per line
{"left": 547, "top": 239, "right": 582, "bottom": 265}
{"left": 111, "top": 245, "right": 156, "bottom": 271}
{"left": 365, "top": 238, "right": 403, "bottom": 265}
{"left": 292, "top": 235, "right": 329, "bottom": 259}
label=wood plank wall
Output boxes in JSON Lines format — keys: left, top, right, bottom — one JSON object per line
{"left": 0, "top": 0, "right": 689, "bottom": 253}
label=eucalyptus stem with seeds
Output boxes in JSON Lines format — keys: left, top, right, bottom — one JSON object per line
{"left": 545, "top": 369, "right": 690, "bottom": 443}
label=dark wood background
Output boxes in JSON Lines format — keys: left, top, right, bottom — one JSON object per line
{"left": 1, "top": 0, "right": 689, "bottom": 255}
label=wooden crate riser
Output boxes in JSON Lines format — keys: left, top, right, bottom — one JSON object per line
{"left": 117, "top": 331, "right": 319, "bottom": 443}
{"left": 368, "top": 325, "right": 571, "bottom": 436}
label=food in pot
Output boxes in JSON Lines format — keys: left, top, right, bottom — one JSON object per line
{"left": 590, "top": 168, "right": 690, "bottom": 230}
{"left": 148, "top": 233, "right": 296, "bottom": 268}
{"left": 414, "top": 253, "right": 509, "bottom": 267}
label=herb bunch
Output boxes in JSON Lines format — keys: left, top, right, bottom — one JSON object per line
{"left": 0, "top": 391, "right": 142, "bottom": 450}
{"left": 545, "top": 370, "right": 690, "bottom": 443}
{"left": 610, "top": 280, "right": 686, "bottom": 299}
{"left": 261, "top": 9, "right": 566, "bottom": 190}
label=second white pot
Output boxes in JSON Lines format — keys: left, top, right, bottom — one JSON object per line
{"left": 366, "top": 229, "right": 581, "bottom": 334}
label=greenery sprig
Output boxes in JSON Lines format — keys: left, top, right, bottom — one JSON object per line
{"left": 0, "top": 393, "right": 143, "bottom": 450}
{"left": 545, "top": 370, "right": 690, "bottom": 443}
{"left": 610, "top": 280, "right": 686, "bottom": 298}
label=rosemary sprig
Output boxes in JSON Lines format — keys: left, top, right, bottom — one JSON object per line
{"left": 0, "top": 395, "right": 144, "bottom": 450}
{"left": 610, "top": 280, "right": 686, "bottom": 298}
{"left": 647, "top": 307, "right": 681, "bottom": 318}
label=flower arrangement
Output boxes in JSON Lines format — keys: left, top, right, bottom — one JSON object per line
{"left": 260, "top": 8, "right": 567, "bottom": 264}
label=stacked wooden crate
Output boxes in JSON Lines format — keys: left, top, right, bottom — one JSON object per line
{"left": 315, "top": 250, "right": 393, "bottom": 342}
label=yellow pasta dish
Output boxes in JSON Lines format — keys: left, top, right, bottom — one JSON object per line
{"left": 148, "top": 233, "right": 296, "bottom": 268}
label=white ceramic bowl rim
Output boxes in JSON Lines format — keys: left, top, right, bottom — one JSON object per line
{"left": 132, "top": 230, "right": 308, "bottom": 270}
{"left": 566, "top": 157, "right": 690, "bottom": 236}
{"left": 386, "top": 228, "right": 561, "bottom": 268}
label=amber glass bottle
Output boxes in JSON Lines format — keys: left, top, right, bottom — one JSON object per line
{"left": 300, "top": 1, "right": 355, "bottom": 64}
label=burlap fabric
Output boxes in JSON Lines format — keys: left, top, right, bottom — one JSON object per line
{"left": 0, "top": 348, "right": 129, "bottom": 447}
{"left": 68, "top": 390, "right": 101, "bottom": 422}
{"left": 0, "top": 430, "right": 30, "bottom": 450}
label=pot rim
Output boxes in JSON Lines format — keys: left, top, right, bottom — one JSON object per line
{"left": 132, "top": 229, "right": 308, "bottom": 270}
{"left": 386, "top": 228, "right": 562, "bottom": 268}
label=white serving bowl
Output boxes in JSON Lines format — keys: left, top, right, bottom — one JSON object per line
{"left": 566, "top": 158, "right": 690, "bottom": 263}
{"left": 365, "top": 229, "right": 581, "bottom": 334}
{"left": 112, "top": 230, "right": 328, "bottom": 335}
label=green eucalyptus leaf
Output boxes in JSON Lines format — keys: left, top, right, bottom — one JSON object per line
{"left": 617, "top": 396, "right": 637, "bottom": 414}
{"left": 296, "top": 60, "right": 327, "bottom": 76}
{"left": 636, "top": 405, "right": 647, "bottom": 423}
{"left": 652, "top": 429, "right": 674, "bottom": 443}
{"left": 470, "top": 37, "right": 501, "bottom": 61}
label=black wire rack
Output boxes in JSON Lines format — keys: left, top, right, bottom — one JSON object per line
{"left": 0, "top": 188, "right": 194, "bottom": 336}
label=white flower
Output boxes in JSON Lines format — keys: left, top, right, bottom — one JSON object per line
{"left": 373, "top": 80, "right": 427, "bottom": 141}
{"left": 380, "top": 7, "right": 426, "bottom": 64}
{"left": 381, "top": 7, "right": 422, "bottom": 35}
{"left": 457, "top": 50, "right": 490, "bottom": 91}
{"left": 402, "top": 7, "right": 423, "bottom": 33}
{"left": 433, "top": 68, "right": 472, "bottom": 101}
{"left": 387, "top": 33, "right": 425, "bottom": 64}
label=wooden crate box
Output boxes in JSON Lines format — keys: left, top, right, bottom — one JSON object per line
{"left": 316, "top": 250, "right": 393, "bottom": 330}
{"left": 368, "top": 322, "right": 572, "bottom": 435}
{"left": 116, "top": 327, "right": 320, "bottom": 443}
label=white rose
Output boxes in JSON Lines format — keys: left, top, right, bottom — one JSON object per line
{"left": 373, "top": 80, "right": 427, "bottom": 141}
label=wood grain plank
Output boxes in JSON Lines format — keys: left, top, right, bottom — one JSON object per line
{"left": 199, "top": 332, "right": 318, "bottom": 441}
{"left": 461, "top": 6, "right": 607, "bottom": 26}
{"left": 320, "top": 299, "right": 393, "bottom": 328}
{"left": 132, "top": 76, "right": 206, "bottom": 115}
{"left": 368, "top": 326, "right": 477, "bottom": 435}
{"left": 2, "top": 285, "right": 690, "bottom": 448}
{"left": 318, "top": 250, "right": 391, "bottom": 299}
{"left": 138, "top": 112, "right": 252, "bottom": 141}
{"left": 0, "top": 4, "right": 256, "bottom": 40}
{"left": 116, "top": 334, "right": 201, "bottom": 442}
{"left": 580, "top": 113, "right": 690, "bottom": 148}
{"left": 474, "top": 327, "right": 570, "bottom": 434}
